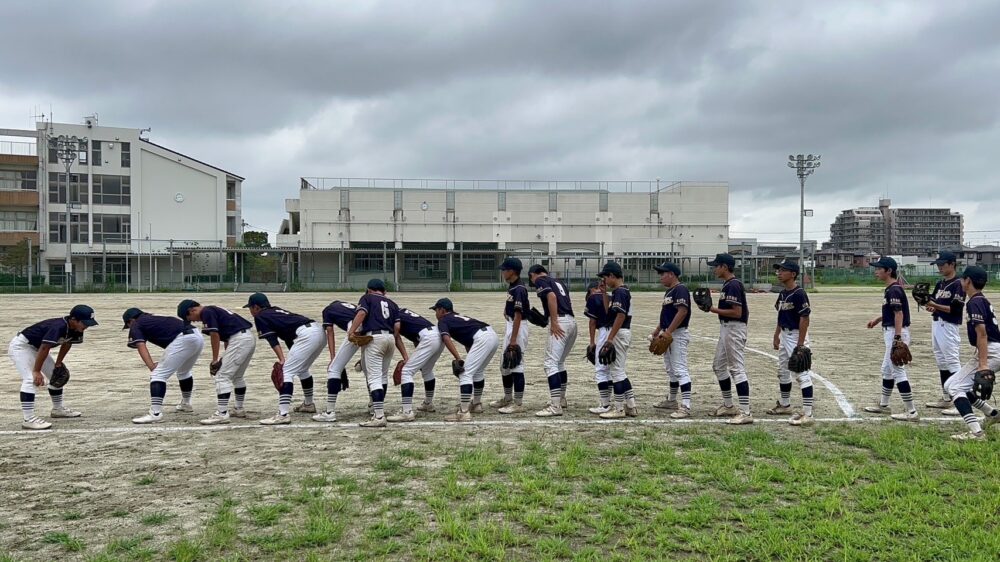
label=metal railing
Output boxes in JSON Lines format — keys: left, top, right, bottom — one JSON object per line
{"left": 300, "top": 177, "right": 726, "bottom": 193}
{"left": 0, "top": 140, "right": 37, "bottom": 156}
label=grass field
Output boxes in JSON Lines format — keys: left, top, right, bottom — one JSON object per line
{"left": 2, "top": 290, "right": 999, "bottom": 561}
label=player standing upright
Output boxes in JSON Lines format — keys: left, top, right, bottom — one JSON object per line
{"left": 584, "top": 279, "right": 613, "bottom": 414}
{"left": 864, "top": 257, "right": 919, "bottom": 421}
{"left": 6, "top": 305, "right": 97, "bottom": 429}
{"left": 651, "top": 262, "right": 694, "bottom": 419}
{"left": 346, "top": 279, "right": 399, "bottom": 428}
{"left": 312, "top": 299, "right": 359, "bottom": 423}
{"left": 527, "top": 264, "right": 578, "bottom": 417}
{"left": 766, "top": 260, "right": 816, "bottom": 426}
{"left": 494, "top": 257, "right": 530, "bottom": 414}
{"left": 597, "top": 262, "right": 639, "bottom": 419}
{"left": 125, "top": 308, "right": 204, "bottom": 424}
{"left": 388, "top": 307, "right": 444, "bottom": 421}
{"left": 431, "top": 298, "right": 500, "bottom": 422}
{"left": 920, "top": 251, "right": 964, "bottom": 415}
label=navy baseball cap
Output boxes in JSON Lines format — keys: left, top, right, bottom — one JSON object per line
{"left": 527, "top": 264, "right": 547, "bottom": 276}
{"left": 871, "top": 256, "right": 898, "bottom": 270}
{"left": 599, "top": 261, "right": 623, "bottom": 278}
{"left": 243, "top": 292, "right": 270, "bottom": 308}
{"left": 430, "top": 298, "right": 454, "bottom": 312}
{"left": 499, "top": 257, "right": 523, "bottom": 273}
{"left": 933, "top": 251, "right": 958, "bottom": 265}
{"left": 707, "top": 253, "right": 736, "bottom": 268}
{"left": 177, "top": 299, "right": 200, "bottom": 320}
{"left": 654, "top": 262, "right": 681, "bottom": 276}
{"left": 122, "top": 307, "right": 144, "bottom": 329}
{"left": 367, "top": 278, "right": 386, "bottom": 292}
{"left": 69, "top": 304, "right": 98, "bottom": 327}
{"left": 773, "top": 259, "right": 801, "bottom": 274}
{"left": 961, "top": 265, "right": 988, "bottom": 285}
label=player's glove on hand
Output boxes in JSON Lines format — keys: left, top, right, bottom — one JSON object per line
{"left": 392, "top": 360, "right": 404, "bottom": 386}
{"left": 598, "top": 342, "right": 617, "bottom": 365}
{"left": 973, "top": 369, "right": 995, "bottom": 401}
{"left": 787, "top": 346, "right": 812, "bottom": 373}
{"left": 527, "top": 307, "right": 548, "bottom": 327}
{"left": 693, "top": 288, "right": 713, "bottom": 313}
{"left": 648, "top": 333, "right": 672, "bottom": 356}
{"left": 451, "top": 359, "right": 465, "bottom": 378}
{"left": 585, "top": 344, "right": 596, "bottom": 365}
{"left": 209, "top": 360, "right": 222, "bottom": 376}
{"left": 270, "top": 362, "right": 285, "bottom": 391}
{"left": 890, "top": 339, "right": 912, "bottom": 367}
{"left": 348, "top": 334, "right": 374, "bottom": 347}
{"left": 340, "top": 369, "right": 350, "bottom": 391}
{"left": 49, "top": 364, "right": 71, "bottom": 389}
{"left": 502, "top": 344, "right": 523, "bottom": 370}
{"left": 911, "top": 283, "right": 931, "bottom": 307}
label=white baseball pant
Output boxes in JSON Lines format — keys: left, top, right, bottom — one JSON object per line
{"left": 500, "top": 319, "right": 529, "bottom": 375}
{"left": 931, "top": 320, "right": 962, "bottom": 374}
{"left": 594, "top": 327, "right": 611, "bottom": 384}
{"left": 151, "top": 330, "right": 204, "bottom": 383}
{"left": 363, "top": 333, "right": 396, "bottom": 392}
{"left": 544, "top": 316, "right": 578, "bottom": 376}
{"left": 214, "top": 330, "right": 256, "bottom": 394}
{"left": 944, "top": 343, "right": 1000, "bottom": 398}
{"left": 609, "top": 328, "right": 632, "bottom": 383}
{"left": 460, "top": 327, "right": 499, "bottom": 386}
{"left": 8, "top": 335, "right": 55, "bottom": 393}
{"left": 663, "top": 328, "right": 691, "bottom": 387}
{"left": 401, "top": 328, "right": 444, "bottom": 385}
{"left": 776, "top": 329, "right": 813, "bottom": 389}
{"left": 713, "top": 321, "right": 749, "bottom": 385}
{"left": 327, "top": 322, "right": 360, "bottom": 380}
{"left": 881, "top": 327, "right": 911, "bottom": 383}
{"left": 282, "top": 324, "right": 326, "bottom": 383}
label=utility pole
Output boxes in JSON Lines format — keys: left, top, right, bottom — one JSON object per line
{"left": 50, "top": 134, "right": 87, "bottom": 292}
{"left": 787, "top": 154, "right": 821, "bottom": 271}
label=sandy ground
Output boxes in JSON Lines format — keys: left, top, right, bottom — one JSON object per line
{"left": 0, "top": 287, "right": 987, "bottom": 558}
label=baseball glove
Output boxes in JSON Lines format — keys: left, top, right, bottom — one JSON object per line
{"left": 270, "top": 362, "right": 284, "bottom": 391}
{"left": 787, "top": 346, "right": 812, "bottom": 374}
{"left": 49, "top": 364, "right": 70, "bottom": 389}
{"left": 890, "top": 340, "right": 912, "bottom": 367}
{"left": 598, "top": 342, "right": 617, "bottom": 365}
{"left": 209, "top": 360, "right": 223, "bottom": 376}
{"left": 451, "top": 359, "right": 465, "bottom": 378}
{"left": 585, "top": 344, "right": 596, "bottom": 365}
{"left": 348, "top": 333, "right": 374, "bottom": 347}
{"left": 341, "top": 369, "right": 350, "bottom": 391}
{"left": 527, "top": 307, "right": 548, "bottom": 327}
{"left": 973, "top": 369, "right": 995, "bottom": 401}
{"left": 693, "top": 288, "right": 713, "bottom": 312}
{"left": 392, "top": 360, "right": 404, "bottom": 386}
{"left": 502, "top": 344, "right": 523, "bottom": 370}
{"left": 648, "top": 333, "right": 672, "bottom": 356}
{"left": 911, "top": 283, "right": 931, "bottom": 307}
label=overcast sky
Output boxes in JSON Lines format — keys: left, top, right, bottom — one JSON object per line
{"left": 3, "top": 0, "right": 1000, "bottom": 246}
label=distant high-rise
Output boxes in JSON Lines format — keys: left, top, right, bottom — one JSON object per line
{"left": 826, "top": 199, "right": 962, "bottom": 257}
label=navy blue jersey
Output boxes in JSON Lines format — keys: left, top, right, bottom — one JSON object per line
{"left": 437, "top": 312, "right": 488, "bottom": 349}
{"left": 128, "top": 314, "right": 188, "bottom": 349}
{"left": 322, "top": 300, "right": 358, "bottom": 332}
{"left": 396, "top": 308, "right": 434, "bottom": 345}
{"left": 965, "top": 294, "right": 1000, "bottom": 347}
{"left": 533, "top": 276, "right": 574, "bottom": 317}
{"left": 19, "top": 318, "right": 83, "bottom": 349}
{"left": 253, "top": 307, "right": 314, "bottom": 349}
{"left": 609, "top": 286, "right": 633, "bottom": 330}
{"left": 584, "top": 293, "right": 611, "bottom": 329}
{"left": 659, "top": 284, "right": 691, "bottom": 330}
{"left": 932, "top": 277, "right": 965, "bottom": 324}
{"left": 198, "top": 306, "right": 252, "bottom": 342}
{"left": 357, "top": 293, "right": 399, "bottom": 333}
{"left": 775, "top": 286, "right": 811, "bottom": 330}
{"left": 719, "top": 277, "right": 749, "bottom": 323}
{"left": 882, "top": 282, "right": 911, "bottom": 328}
{"left": 504, "top": 282, "right": 531, "bottom": 320}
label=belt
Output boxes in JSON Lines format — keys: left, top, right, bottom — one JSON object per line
{"left": 479, "top": 327, "right": 488, "bottom": 332}
{"left": 558, "top": 314, "right": 573, "bottom": 318}
{"left": 365, "top": 330, "right": 391, "bottom": 335}
{"left": 181, "top": 328, "right": 195, "bottom": 335}
{"left": 781, "top": 327, "right": 797, "bottom": 332}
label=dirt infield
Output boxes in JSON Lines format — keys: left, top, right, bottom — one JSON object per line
{"left": 0, "top": 288, "right": 990, "bottom": 559}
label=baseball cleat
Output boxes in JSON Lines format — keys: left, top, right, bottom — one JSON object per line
{"left": 625, "top": 406, "right": 639, "bottom": 418}
{"left": 789, "top": 413, "right": 814, "bottom": 427}
{"left": 560, "top": 397, "right": 569, "bottom": 409}
{"left": 710, "top": 404, "right": 739, "bottom": 417}
{"left": 21, "top": 417, "right": 52, "bottom": 430}
{"left": 653, "top": 399, "right": 679, "bottom": 410}
{"left": 359, "top": 415, "right": 387, "bottom": 428}
{"left": 535, "top": 404, "right": 563, "bottom": 417}
{"left": 982, "top": 411, "right": 1000, "bottom": 428}
{"left": 941, "top": 407, "right": 960, "bottom": 416}
{"left": 498, "top": 403, "right": 526, "bottom": 414}
{"left": 469, "top": 402, "right": 484, "bottom": 414}
{"left": 727, "top": 413, "right": 754, "bottom": 425}
{"left": 259, "top": 413, "right": 291, "bottom": 425}
{"left": 444, "top": 407, "right": 472, "bottom": 422}
{"left": 951, "top": 430, "right": 986, "bottom": 441}
{"left": 670, "top": 406, "right": 692, "bottom": 419}
{"left": 132, "top": 411, "right": 164, "bottom": 424}
{"left": 293, "top": 403, "right": 317, "bottom": 414}
{"left": 925, "top": 398, "right": 952, "bottom": 409}
{"left": 415, "top": 401, "right": 436, "bottom": 413}
{"left": 174, "top": 403, "right": 194, "bottom": 413}
{"left": 50, "top": 407, "right": 82, "bottom": 418}
{"left": 890, "top": 410, "right": 920, "bottom": 422}
{"left": 200, "top": 412, "right": 230, "bottom": 425}
{"left": 489, "top": 396, "right": 512, "bottom": 408}
{"left": 863, "top": 404, "right": 891, "bottom": 414}
{"left": 229, "top": 407, "right": 247, "bottom": 418}
{"left": 386, "top": 410, "right": 416, "bottom": 423}
{"left": 599, "top": 408, "right": 626, "bottom": 419}
{"left": 367, "top": 401, "right": 374, "bottom": 416}
{"left": 588, "top": 404, "right": 612, "bottom": 415}
{"left": 765, "top": 401, "right": 794, "bottom": 415}
{"left": 311, "top": 411, "right": 337, "bottom": 423}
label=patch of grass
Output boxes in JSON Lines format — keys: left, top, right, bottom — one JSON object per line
{"left": 134, "top": 475, "right": 157, "bottom": 486}
{"left": 110, "top": 508, "right": 129, "bottom": 518}
{"left": 248, "top": 502, "right": 292, "bottom": 527}
{"left": 42, "top": 532, "right": 86, "bottom": 552}
{"left": 165, "top": 539, "right": 202, "bottom": 562}
{"left": 140, "top": 511, "right": 175, "bottom": 526}
{"left": 101, "top": 535, "right": 155, "bottom": 561}
{"left": 61, "top": 510, "right": 83, "bottom": 521}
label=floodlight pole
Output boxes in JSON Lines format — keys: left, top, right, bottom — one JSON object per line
{"left": 787, "top": 154, "right": 821, "bottom": 272}
{"left": 50, "top": 134, "right": 87, "bottom": 293}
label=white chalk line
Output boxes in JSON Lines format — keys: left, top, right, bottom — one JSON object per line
{"left": 0, "top": 416, "right": 975, "bottom": 437}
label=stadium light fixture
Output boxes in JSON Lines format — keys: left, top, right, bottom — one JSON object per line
{"left": 49, "top": 134, "right": 88, "bottom": 293}
{"left": 787, "top": 154, "right": 822, "bottom": 275}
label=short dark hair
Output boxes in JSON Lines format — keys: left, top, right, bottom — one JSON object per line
{"left": 971, "top": 278, "right": 987, "bottom": 290}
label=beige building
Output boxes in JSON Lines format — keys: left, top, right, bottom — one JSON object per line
{"left": 827, "top": 199, "right": 963, "bottom": 257}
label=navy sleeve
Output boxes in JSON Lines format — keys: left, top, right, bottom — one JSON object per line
{"left": 40, "top": 323, "right": 65, "bottom": 346}
{"left": 127, "top": 324, "right": 146, "bottom": 348}
{"left": 584, "top": 296, "right": 600, "bottom": 320}
{"left": 887, "top": 286, "right": 905, "bottom": 311}
{"left": 535, "top": 277, "right": 553, "bottom": 297}
{"left": 796, "top": 291, "right": 811, "bottom": 317}
{"left": 611, "top": 289, "right": 630, "bottom": 315}
{"left": 357, "top": 294, "right": 371, "bottom": 314}
{"left": 200, "top": 307, "right": 220, "bottom": 333}
{"left": 723, "top": 283, "right": 743, "bottom": 306}
{"left": 968, "top": 299, "right": 987, "bottom": 325}
{"left": 513, "top": 287, "right": 527, "bottom": 313}
{"left": 321, "top": 307, "right": 334, "bottom": 328}
{"left": 437, "top": 315, "right": 452, "bottom": 337}
{"left": 674, "top": 287, "right": 691, "bottom": 309}
{"left": 254, "top": 315, "right": 280, "bottom": 348}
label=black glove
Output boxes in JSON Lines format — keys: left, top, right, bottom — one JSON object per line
{"left": 585, "top": 344, "right": 596, "bottom": 365}
{"left": 974, "top": 369, "right": 995, "bottom": 401}
{"left": 502, "top": 344, "right": 523, "bottom": 370}
{"left": 527, "top": 307, "right": 548, "bottom": 327}
{"left": 452, "top": 359, "right": 466, "bottom": 378}
{"left": 598, "top": 342, "right": 617, "bottom": 365}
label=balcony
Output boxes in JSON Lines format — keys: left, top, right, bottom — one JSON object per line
{"left": 0, "top": 190, "right": 39, "bottom": 207}
{"left": 0, "top": 231, "right": 39, "bottom": 246}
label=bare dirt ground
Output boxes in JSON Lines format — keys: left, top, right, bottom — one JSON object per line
{"left": 0, "top": 288, "right": 990, "bottom": 559}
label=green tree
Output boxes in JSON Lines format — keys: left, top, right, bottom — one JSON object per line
{"left": 0, "top": 239, "right": 30, "bottom": 277}
{"left": 242, "top": 231, "right": 269, "bottom": 248}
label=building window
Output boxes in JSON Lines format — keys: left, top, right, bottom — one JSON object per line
{"left": 94, "top": 258, "right": 129, "bottom": 285}
{"left": 92, "top": 175, "right": 131, "bottom": 205}
{"left": 227, "top": 216, "right": 236, "bottom": 236}
{"left": 92, "top": 213, "right": 130, "bottom": 243}
{"left": 48, "top": 172, "right": 89, "bottom": 204}
{"left": 0, "top": 210, "right": 37, "bottom": 231}
{"left": 498, "top": 191, "right": 506, "bottom": 212}
{"left": 226, "top": 179, "right": 236, "bottom": 200}
{"left": 0, "top": 170, "right": 36, "bottom": 191}
{"left": 394, "top": 190, "right": 403, "bottom": 211}
{"left": 48, "top": 212, "right": 88, "bottom": 243}
{"left": 599, "top": 191, "right": 608, "bottom": 212}
{"left": 78, "top": 147, "right": 87, "bottom": 166}
{"left": 340, "top": 189, "right": 349, "bottom": 210}
{"left": 120, "top": 142, "right": 131, "bottom": 168}
{"left": 548, "top": 192, "right": 557, "bottom": 212}
{"left": 446, "top": 191, "right": 455, "bottom": 212}
{"left": 650, "top": 192, "right": 658, "bottom": 213}
{"left": 91, "top": 141, "right": 101, "bottom": 167}
{"left": 352, "top": 254, "right": 384, "bottom": 272}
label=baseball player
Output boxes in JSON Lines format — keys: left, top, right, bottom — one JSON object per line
{"left": 946, "top": 266, "right": 1000, "bottom": 440}
{"left": 583, "top": 279, "right": 613, "bottom": 415}
{"left": 703, "top": 253, "right": 753, "bottom": 425}
{"left": 494, "top": 257, "right": 530, "bottom": 414}
{"left": 527, "top": 264, "right": 578, "bottom": 417}
{"left": 345, "top": 279, "right": 400, "bottom": 428}
{"left": 125, "top": 308, "right": 204, "bottom": 424}
{"left": 245, "top": 293, "right": 326, "bottom": 425}
{"left": 652, "top": 262, "right": 694, "bottom": 419}
{"left": 922, "top": 251, "right": 964, "bottom": 416}
{"left": 312, "top": 299, "right": 360, "bottom": 423}
{"left": 6, "top": 304, "right": 97, "bottom": 430}
{"left": 388, "top": 307, "right": 444, "bottom": 421}
{"left": 767, "top": 260, "right": 816, "bottom": 426}
{"left": 431, "top": 298, "right": 499, "bottom": 422}
{"left": 597, "top": 262, "right": 638, "bottom": 418}
{"left": 864, "top": 257, "right": 919, "bottom": 421}
{"left": 178, "top": 300, "right": 256, "bottom": 425}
